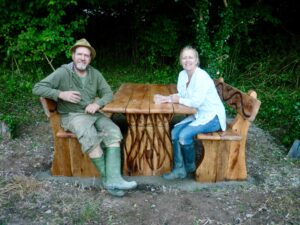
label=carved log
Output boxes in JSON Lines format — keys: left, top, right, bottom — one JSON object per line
{"left": 196, "top": 78, "right": 261, "bottom": 182}
{"left": 40, "top": 97, "right": 100, "bottom": 177}
{"left": 123, "top": 114, "right": 173, "bottom": 176}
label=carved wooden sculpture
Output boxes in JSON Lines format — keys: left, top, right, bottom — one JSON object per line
{"left": 40, "top": 97, "right": 100, "bottom": 177}
{"left": 102, "top": 83, "right": 196, "bottom": 176}
{"left": 196, "top": 78, "right": 261, "bottom": 182}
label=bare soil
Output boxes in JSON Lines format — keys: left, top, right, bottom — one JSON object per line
{"left": 0, "top": 115, "right": 299, "bottom": 225}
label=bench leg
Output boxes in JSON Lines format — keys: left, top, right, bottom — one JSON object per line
{"left": 51, "top": 138, "right": 72, "bottom": 176}
{"left": 226, "top": 141, "right": 247, "bottom": 180}
{"left": 195, "top": 140, "right": 230, "bottom": 182}
{"left": 68, "top": 139, "right": 100, "bottom": 177}
{"left": 123, "top": 114, "right": 173, "bottom": 176}
{"left": 195, "top": 140, "right": 247, "bottom": 182}
{"left": 51, "top": 137, "right": 100, "bottom": 177}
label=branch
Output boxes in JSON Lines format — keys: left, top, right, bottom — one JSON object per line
{"left": 223, "top": 0, "right": 228, "bottom": 7}
{"left": 12, "top": 56, "right": 21, "bottom": 74}
{"left": 44, "top": 54, "right": 55, "bottom": 72}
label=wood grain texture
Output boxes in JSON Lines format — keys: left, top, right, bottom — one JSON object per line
{"left": 102, "top": 83, "right": 196, "bottom": 176}
{"left": 214, "top": 78, "right": 261, "bottom": 122}
{"left": 102, "top": 83, "right": 133, "bottom": 113}
{"left": 149, "top": 84, "right": 173, "bottom": 114}
{"left": 123, "top": 114, "right": 173, "bottom": 176}
{"left": 197, "top": 129, "right": 242, "bottom": 141}
{"left": 102, "top": 83, "right": 196, "bottom": 115}
{"left": 40, "top": 98, "right": 99, "bottom": 177}
{"left": 195, "top": 78, "right": 261, "bottom": 182}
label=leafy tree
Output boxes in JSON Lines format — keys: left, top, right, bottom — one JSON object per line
{"left": 0, "top": 0, "right": 87, "bottom": 72}
{"left": 138, "top": 15, "right": 179, "bottom": 67}
{"left": 192, "top": 0, "right": 280, "bottom": 78}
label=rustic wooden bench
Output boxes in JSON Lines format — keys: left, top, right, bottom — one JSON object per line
{"left": 195, "top": 77, "right": 261, "bottom": 182}
{"left": 40, "top": 97, "right": 106, "bottom": 177}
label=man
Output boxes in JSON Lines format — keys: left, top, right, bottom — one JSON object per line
{"left": 33, "top": 38, "right": 137, "bottom": 197}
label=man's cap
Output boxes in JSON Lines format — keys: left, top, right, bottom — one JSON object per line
{"left": 70, "top": 38, "right": 96, "bottom": 59}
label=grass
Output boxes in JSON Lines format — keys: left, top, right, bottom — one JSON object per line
{"left": 0, "top": 176, "right": 41, "bottom": 209}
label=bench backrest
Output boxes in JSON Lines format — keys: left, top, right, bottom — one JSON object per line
{"left": 214, "top": 78, "right": 261, "bottom": 122}
{"left": 40, "top": 97, "right": 63, "bottom": 139}
{"left": 40, "top": 97, "right": 57, "bottom": 118}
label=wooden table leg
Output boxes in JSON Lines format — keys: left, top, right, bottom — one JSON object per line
{"left": 123, "top": 114, "right": 173, "bottom": 176}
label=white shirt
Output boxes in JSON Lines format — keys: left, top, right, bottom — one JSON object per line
{"left": 176, "top": 67, "right": 226, "bottom": 131}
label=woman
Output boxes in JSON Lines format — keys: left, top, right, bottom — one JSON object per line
{"left": 155, "top": 46, "right": 226, "bottom": 180}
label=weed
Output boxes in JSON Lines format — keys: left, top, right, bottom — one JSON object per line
{"left": 0, "top": 176, "right": 41, "bottom": 208}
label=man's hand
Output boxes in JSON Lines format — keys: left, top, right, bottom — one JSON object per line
{"left": 85, "top": 103, "right": 100, "bottom": 114}
{"left": 59, "top": 91, "right": 81, "bottom": 103}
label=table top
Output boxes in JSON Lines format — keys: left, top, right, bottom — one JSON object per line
{"left": 102, "top": 83, "right": 196, "bottom": 114}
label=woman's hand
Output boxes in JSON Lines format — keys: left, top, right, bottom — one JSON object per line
{"left": 154, "top": 94, "right": 178, "bottom": 104}
{"left": 170, "top": 94, "right": 179, "bottom": 103}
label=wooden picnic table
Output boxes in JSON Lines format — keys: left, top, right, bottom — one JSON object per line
{"left": 102, "top": 83, "right": 196, "bottom": 176}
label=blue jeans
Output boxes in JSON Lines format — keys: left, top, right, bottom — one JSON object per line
{"left": 171, "top": 115, "right": 221, "bottom": 145}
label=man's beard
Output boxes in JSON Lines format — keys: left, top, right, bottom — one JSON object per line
{"left": 75, "top": 62, "right": 87, "bottom": 71}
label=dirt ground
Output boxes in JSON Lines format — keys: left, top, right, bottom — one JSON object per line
{"left": 0, "top": 114, "right": 299, "bottom": 225}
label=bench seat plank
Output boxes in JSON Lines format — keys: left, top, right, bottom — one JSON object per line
{"left": 56, "top": 128, "right": 77, "bottom": 138}
{"left": 197, "top": 129, "right": 242, "bottom": 141}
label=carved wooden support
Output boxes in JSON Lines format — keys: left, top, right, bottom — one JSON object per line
{"left": 123, "top": 113, "right": 173, "bottom": 176}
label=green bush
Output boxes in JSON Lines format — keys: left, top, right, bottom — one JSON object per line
{"left": 0, "top": 69, "right": 43, "bottom": 137}
{"left": 225, "top": 53, "right": 300, "bottom": 149}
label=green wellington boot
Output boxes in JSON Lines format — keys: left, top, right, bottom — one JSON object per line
{"left": 162, "top": 140, "right": 187, "bottom": 180}
{"left": 91, "top": 157, "right": 125, "bottom": 197}
{"left": 181, "top": 143, "right": 196, "bottom": 173}
{"left": 104, "top": 147, "right": 137, "bottom": 190}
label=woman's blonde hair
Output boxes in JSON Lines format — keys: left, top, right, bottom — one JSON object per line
{"left": 179, "top": 45, "right": 200, "bottom": 66}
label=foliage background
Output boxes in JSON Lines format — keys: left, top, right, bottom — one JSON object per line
{"left": 0, "top": 0, "right": 299, "bottom": 149}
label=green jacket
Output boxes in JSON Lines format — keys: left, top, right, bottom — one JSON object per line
{"left": 32, "top": 63, "right": 113, "bottom": 114}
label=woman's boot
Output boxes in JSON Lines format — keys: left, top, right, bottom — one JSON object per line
{"left": 181, "top": 143, "right": 196, "bottom": 173}
{"left": 91, "top": 157, "right": 125, "bottom": 197}
{"left": 104, "top": 147, "right": 137, "bottom": 190}
{"left": 162, "top": 140, "right": 187, "bottom": 180}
